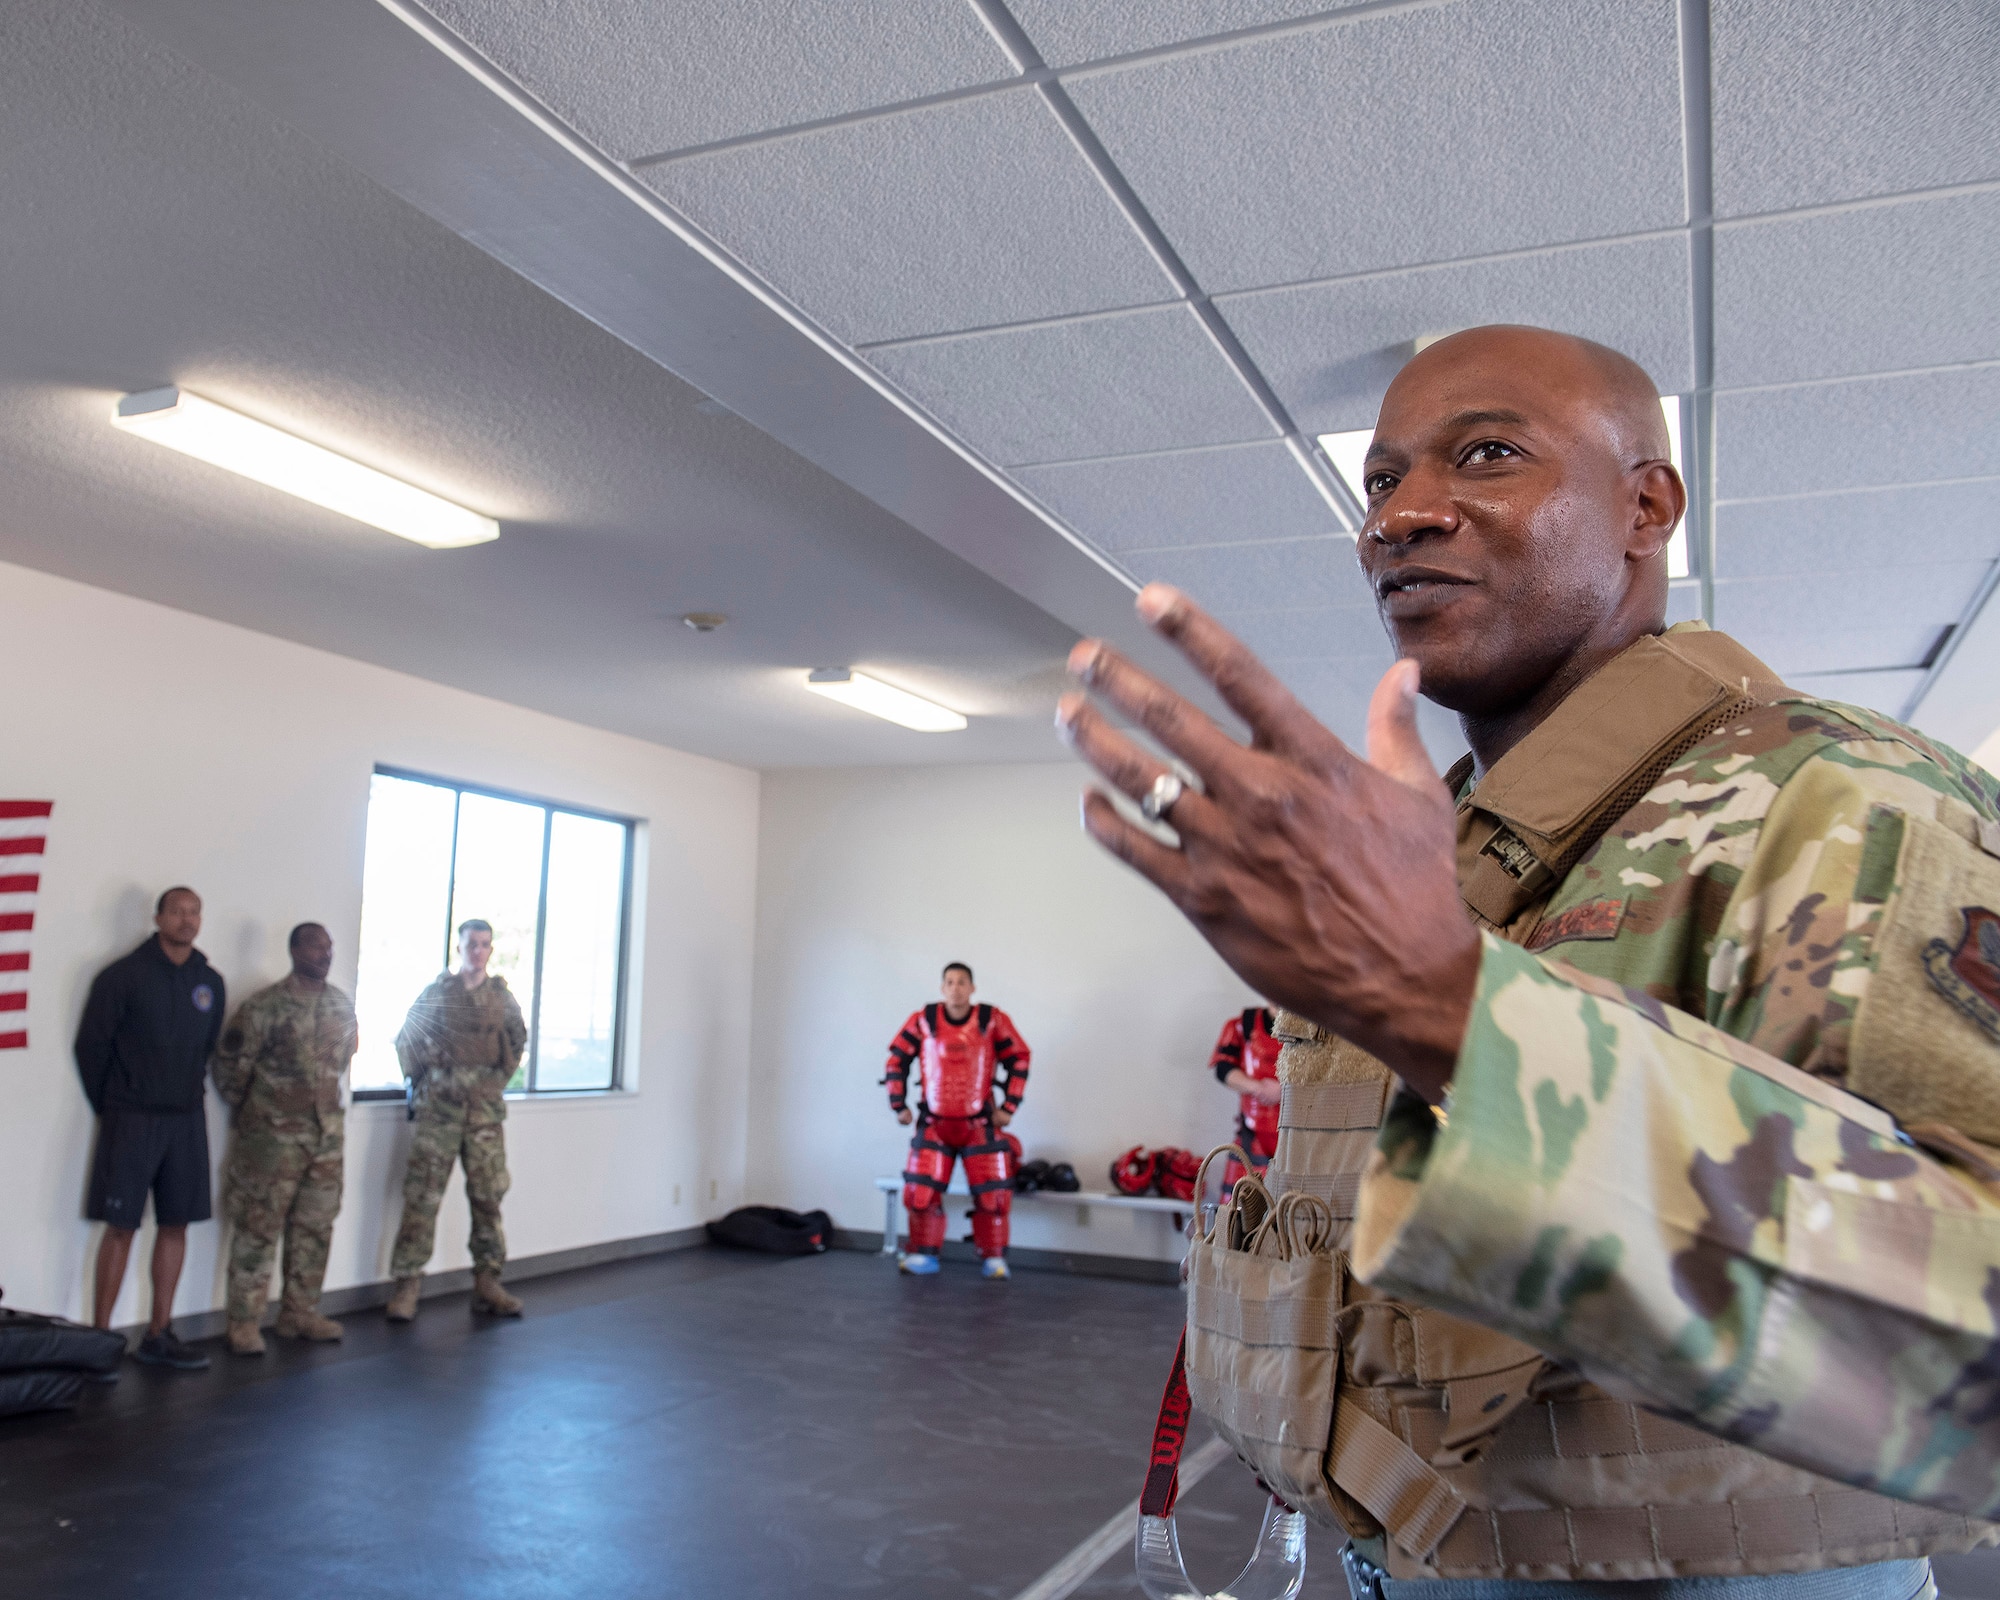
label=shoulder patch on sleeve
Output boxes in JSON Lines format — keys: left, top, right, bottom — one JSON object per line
{"left": 1852, "top": 809, "right": 2000, "bottom": 1144}
{"left": 1924, "top": 907, "right": 2000, "bottom": 1044}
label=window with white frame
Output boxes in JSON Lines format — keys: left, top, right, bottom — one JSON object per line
{"left": 350, "top": 768, "right": 633, "bottom": 1097}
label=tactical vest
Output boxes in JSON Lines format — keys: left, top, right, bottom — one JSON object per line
{"left": 1183, "top": 624, "right": 1996, "bottom": 1581}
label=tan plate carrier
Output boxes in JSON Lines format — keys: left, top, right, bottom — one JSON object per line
{"left": 1182, "top": 626, "right": 1993, "bottom": 1581}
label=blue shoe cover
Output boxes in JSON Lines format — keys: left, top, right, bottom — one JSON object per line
{"left": 981, "top": 1257, "right": 1011, "bottom": 1280}
{"left": 898, "top": 1252, "right": 941, "bottom": 1276}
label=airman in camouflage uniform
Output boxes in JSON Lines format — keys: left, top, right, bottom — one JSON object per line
{"left": 1060, "top": 325, "right": 2000, "bottom": 1588}
{"left": 386, "top": 918, "right": 527, "bottom": 1321}
{"left": 1359, "top": 687, "right": 2000, "bottom": 1521}
{"left": 213, "top": 922, "right": 355, "bottom": 1355}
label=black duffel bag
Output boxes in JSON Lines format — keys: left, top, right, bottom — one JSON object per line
{"left": 0, "top": 1304, "right": 125, "bottom": 1421}
{"left": 0, "top": 1370, "right": 87, "bottom": 1419}
{"left": 706, "top": 1206, "right": 832, "bottom": 1255}
{"left": 0, "top": 1308, "right": 125, "bottom": 1376}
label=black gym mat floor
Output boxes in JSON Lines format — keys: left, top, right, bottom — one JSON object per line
{"left": 2, "top": 1245, "right": 1993, "bottom": 1600}
{"left": 0, "top": 1246, "right": 1342, "bottom": 1598}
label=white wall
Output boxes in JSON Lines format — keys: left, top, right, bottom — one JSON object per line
{"left": 0, "top": 560, "right": 759, "bottom": 1325}
{"left": 747, "top": 764, "right": 1259, "bottom": 1263}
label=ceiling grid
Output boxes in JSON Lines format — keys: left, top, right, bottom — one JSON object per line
{"left": 967, "top": 0, "right": 1366, "bottom": 528}
{"left": 1677, "top": 0, "right": 1718, "bottom": 629}
{"left": 69, "top": 0, "right": 2000, "bottom": 757}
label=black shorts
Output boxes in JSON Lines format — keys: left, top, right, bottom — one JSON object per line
{"left": 87, "top": 1108, "right": 212, "bottom": 1228}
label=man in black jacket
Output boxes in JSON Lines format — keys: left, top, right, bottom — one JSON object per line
{"left": 74, "top": 886, "right": 225, "bottom": 1370}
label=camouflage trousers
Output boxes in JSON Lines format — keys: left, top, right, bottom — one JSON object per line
{"left": 390, "top": 1095, "right": 510, "bottom": 1278}
{"left": 225, "top": 1114, "right": 344, "bottom": 1323}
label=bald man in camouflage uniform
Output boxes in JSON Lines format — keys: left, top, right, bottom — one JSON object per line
{"left": 215, "top": 922, "right": 355, "bottom": 1355}
{"left": 1063, "top": 327, "right": 2000, "bottom": 1588}
{"left": 386, "top": 918, "right": 527, "bottom": 1321}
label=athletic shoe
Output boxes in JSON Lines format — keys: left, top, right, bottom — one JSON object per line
{"left": 133, "top": 1331, "right": 210, "bottom": 1371}
{"left": 898, "top": 1252, "right": 941, "bottom": 1276}
{"left": 981, "top": 1257, "right": 1011, "bottom": 1280}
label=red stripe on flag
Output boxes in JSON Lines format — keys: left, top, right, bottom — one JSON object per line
{"left": 0, "top": 1031, "right": 26, "bottom": 1050}
{"left": 0, "top": 993, "right": 26, "bottom": 1012}
{"left": 0, "top": 913, "right": 31, "bottom": 933}
{"left": 0, "top": 874, "right": 37, "bottom": 894}
{"left": 0, "top": 838, "right": 45, "bottom": 856}
{"left": 0, "top": 801, "right": 53, "bottom": 819}
{"left": 0, "top": 953, "right": 27, "bottom": 971}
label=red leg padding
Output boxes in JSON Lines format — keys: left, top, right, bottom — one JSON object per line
{"left": 903, "top": 1125, "right": 955, "bottom": 1252}
{"left": 963, "top": 1143, "right": 1012, "bottom": 1258}
{"left": 903, "top": 1116, "right": 1012, "bottom": 1256}
{"left": 970, "top": 1205, "right": 1009, "bottom": 1257}
{"left": 906, "top": 1203, "right": 947, "bottom": 1251}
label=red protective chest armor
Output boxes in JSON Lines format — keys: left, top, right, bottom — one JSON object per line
{"left": 1239, "top": 1012, "right": 1282, "bottom": 1156}
{"left": 920, "top": 1009, "right": 998, "bottom": 1120}
{"left": 1210, "top": 1007, "right": 1283, "bottom": 1160}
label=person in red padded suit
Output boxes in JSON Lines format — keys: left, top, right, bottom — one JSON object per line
{"left": 883, "top": 962, "right": 1030, "bottom": 1280}
{"left": 1210, "top": 1006, "right": 1283, "bottom": 1188}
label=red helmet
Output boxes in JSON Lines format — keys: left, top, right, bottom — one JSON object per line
{"left": 999, "top": 1130, "right": 1024, "bottom": 1176}
{"left": 1111, "top": 1145, "right": 1156, "bottom": 1196}
{"left": 1154, "top": 1147, "right": 1201, "bottom": 1202}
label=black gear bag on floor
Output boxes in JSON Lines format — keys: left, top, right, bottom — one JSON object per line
{"left": 0, "top": 1305, "right": 126, "bottom": 1419}
{"left": 705, "top": 1206, "right": 833, "bottom": 1255}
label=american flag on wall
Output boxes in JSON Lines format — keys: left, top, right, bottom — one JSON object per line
{"left": 0, "top": 802, "right": 52, "bottom": 1051}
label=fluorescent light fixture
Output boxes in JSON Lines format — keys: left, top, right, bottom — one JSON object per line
{"left": 1318, "top": 393, "right": 1692, "bottom": 579}
{"left": 805, "top": 669, "right": 967, "bottom": 732}
{"left": 111, "top": 387, "right": 497, "bottom": 548}
{"left": 1320, "top": 427, "right": 1373, "bottom": 509}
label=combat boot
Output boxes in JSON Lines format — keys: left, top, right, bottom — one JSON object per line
{"left": 226, "top": 1319, "right": 266, "bottom": 1356}
{"left": 274, "top": 1307, "right": 344, "bottom": 1342}
{"left": 384, "top": 1276, "right": 423, "bottom": 1322}
{"left": 472, "top": 1271, "right": 523, "bottom": 1317}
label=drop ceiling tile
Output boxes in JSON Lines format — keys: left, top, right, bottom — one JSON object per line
{"left": 1714, "top": 567, "right": 1973, "bottom": 674}
{"left": 1716, "top": 482, "right": 2000, "bottom": 580}
{"left": 1714, "top": 191, "right": 2000, "bottom": 390}
{"left": 1011, "top": 0, "right": 1355, "bottom": 66}
{"left": 1123, "top": 536, "right": 1371, "bottom": 612}
{"left": 1276, "top": 676, "right": 1373, "bottom": 744}
{"left": 1711, "top": 0, "right": 2000, "bottom": 219}
{"left": 640, "top": 88, "right": 1175, "bottom": 344}
{"left": 1224, "top": 605, "right": 1391, "bottom": 662}
{"left": 1263, "top": 657, "right": 1468, "bottom": 764}
{"left": 865, "top": 305, "right": 1273, "bottom": 465}
{"left": 1065, "top": 0, "right": 1684, "bottom": 292}
{"left": 419, "top": 0, "right": 1013, "bottom": 158}
{"left": 1745, "top": 626, "right": 1946, "bottom": 680}
{"left": 1787, "top": 669, "right": 1926, "bottom": 722}
{"left": 1013, "top": 441, "right": 1343, "bottom": 553}
{"left": 1714, "top": 367, "right": 2000, "bottom": 502}
{"left": 1221, "top": 235, "right": 1693, "bottom": 435}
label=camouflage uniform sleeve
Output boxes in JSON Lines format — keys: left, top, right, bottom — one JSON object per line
{"left": 1352, "top": 744, "right": 2000, "bottom": 1518}
{"left": 396, "top": 980, "right": 442, "bottom": 1081}
{"left": 337, "top": 989, "right": 359, "bottom": 1065}
{"left": 210, "top": 993, "right": 266, "bottom": 1109}
{"left": 496, "top": 985, "right": 527, "bottom": 1079}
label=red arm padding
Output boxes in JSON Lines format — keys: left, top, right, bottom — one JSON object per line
{"left": 990, "top": 1008, "right": 1030, "bottom": 1110}
{"left": 883, "top": 1010, "right": 924, "bottom": 1111}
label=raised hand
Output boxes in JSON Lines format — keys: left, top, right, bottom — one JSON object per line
{"left": 1055, "top": 584, "right": 1478, "bottom": 1102}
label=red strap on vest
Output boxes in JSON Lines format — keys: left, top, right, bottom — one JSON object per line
{"left": 1141, "top": 1329, "right": 1193, "bottom": 1518}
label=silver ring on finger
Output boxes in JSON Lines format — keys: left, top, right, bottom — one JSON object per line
{"left": 1140, "top": 770, "right": 1186, "bottom": 824}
